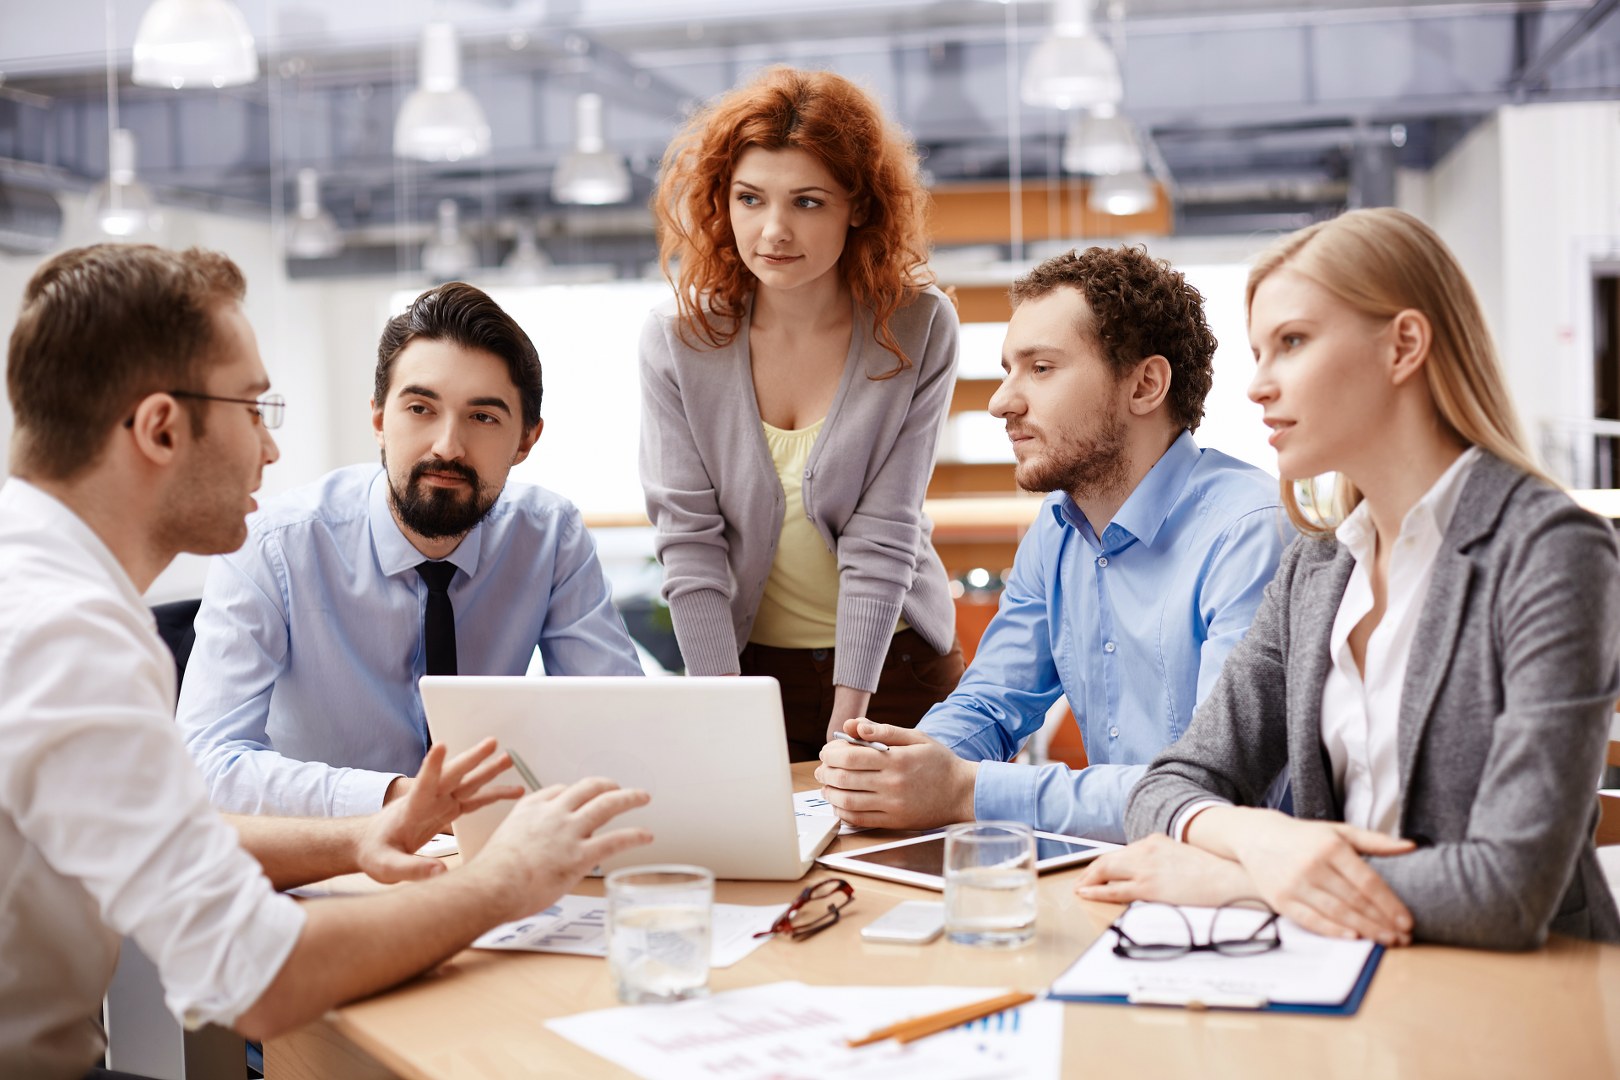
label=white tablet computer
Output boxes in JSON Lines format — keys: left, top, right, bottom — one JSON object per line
{"left": 816, "top": 830, "right": 1119, "bottom": 891}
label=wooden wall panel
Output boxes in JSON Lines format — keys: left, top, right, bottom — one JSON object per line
{"left": 928, "top": 179, "right": 1172, "bottom": 245}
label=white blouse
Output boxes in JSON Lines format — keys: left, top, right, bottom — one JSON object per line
{"left": 1321, "top": 447, "right": 1480, "bottom": 835}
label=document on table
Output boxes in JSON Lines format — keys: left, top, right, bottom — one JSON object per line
{"left": 472, "top": 895, "right": 789, "bottom": 969}
{"left": 1049, "top": 902, "right": 1379, "bottom": 1011}
{"left": 793, "top": 788, "right": 863, "bottom": 835}
{"left": 546, "top": 980, "right": 1062, "bottom": 1080}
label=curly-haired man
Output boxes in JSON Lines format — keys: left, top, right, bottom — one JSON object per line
{"left": 817, "top": 246, "right": 1290, "bottom": 841}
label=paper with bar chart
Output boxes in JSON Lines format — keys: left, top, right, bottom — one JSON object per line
{"left": 473, "top": 895, "right": 790, "bottom": 969}
{"left": 545, "top": 980, "right": 1061, "bottom": 1079}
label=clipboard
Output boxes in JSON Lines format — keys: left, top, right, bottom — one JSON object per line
{"left": 1047, "top": 904, "right": 1384, "bottom": 1017}
{"left": 1048, "top": 944, "right": 1382, "bottom": 1015}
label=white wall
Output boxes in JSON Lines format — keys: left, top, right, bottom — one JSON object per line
{"left": 0, "top": 195, "right": 360, "bottom": 599}
{"left": 1409, "top": 101, "right": 1620, "bottom": 484}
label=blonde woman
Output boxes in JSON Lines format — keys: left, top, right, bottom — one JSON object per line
{"left": 640, "top": 68, "right": 963, "bottom": 761}
{"left": 1076, "top": 207, "right": 1620, "bottom": 950}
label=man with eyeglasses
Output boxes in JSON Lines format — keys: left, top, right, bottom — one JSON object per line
{"left": 0, "top": 244, "right": 653, "bottom": 1079}
{"left": 176, "top": 279, "right": 644, "bottom": 818}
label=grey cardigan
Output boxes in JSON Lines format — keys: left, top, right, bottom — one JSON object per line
{"left": 1126, "top": 452, "right": 1620, "bottom": 949}
{"left": 638, "top": 287, "right": 959, "bottom": 691}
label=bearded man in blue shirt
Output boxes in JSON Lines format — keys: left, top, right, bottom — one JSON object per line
{"left": 817, "top": 246, "right": 1288, "bottom": 843}
{"left": 179, "top": 282, "right": 642, "bottom": 818}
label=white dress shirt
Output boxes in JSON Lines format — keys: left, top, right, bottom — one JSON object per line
{"left": 0, "top": 479, "right": 306, "bottom": 1080}
{"left": 1322, "top": 447, "right": 1480, "bottom": 835}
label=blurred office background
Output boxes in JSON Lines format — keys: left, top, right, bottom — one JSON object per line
{"left": 3, "top": 0, "right": 1620, "bottom": 617}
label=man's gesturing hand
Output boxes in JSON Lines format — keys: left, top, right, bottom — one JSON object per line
{"left": 356, "top": 739, "right": 523, "bottom": 884}
{"left": 476, "top": 777, "right": 654, "bottom": 922}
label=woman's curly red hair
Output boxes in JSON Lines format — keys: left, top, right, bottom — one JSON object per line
{"left": 653, "top": 66, "right": 934, "bottom": 375}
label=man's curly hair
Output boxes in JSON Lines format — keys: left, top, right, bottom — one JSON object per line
{"left": 1009, "top": 246, "right": 1217, "bottom": 432}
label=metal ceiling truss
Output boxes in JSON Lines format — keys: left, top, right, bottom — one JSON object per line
{"left": 1, "top": 1, "right": 1618, "bottom": 272}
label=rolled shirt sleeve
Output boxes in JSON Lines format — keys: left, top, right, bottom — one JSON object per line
{"left": 3, "top": 594, "right": 304, "bottom": 1032}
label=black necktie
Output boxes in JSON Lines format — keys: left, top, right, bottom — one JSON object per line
{"left": 415, "top": 560, "right": 458, "bottom": 677}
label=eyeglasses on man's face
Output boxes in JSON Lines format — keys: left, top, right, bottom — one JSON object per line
{"left": 1108, "top": 899, "right": 1282, "bottom": 960}
{"left": 172, "top": 390, "right": 286, "bottom": 430}
{"left": 124, "top": 390, "right": 286, "bottom": 431}
{"left": 753, "top": 878, "right": 855, "bottom": 942}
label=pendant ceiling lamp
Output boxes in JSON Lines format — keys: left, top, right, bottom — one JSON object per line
{"left": 551, "top": 93, "right": 631, "bottom": 206}
{"left": 502, "top": 220, "right": 552, "bottom": 283}
{"left": 131, "top": 0, "right": 259, "bottom": 89}
{"left": 394, "top": 23, "right": 492, "bottom": 163}
{"left": 94, "top": 1, "right": 160, "bottom": 238}
{"left": 1062, "top": 106, "right": 1143, "bottom": 176}
{"left": 421, "top": 199, "right": 478, "bottom": 280}
{"left": 89, "top": 128, "right": 162, "bottom": 237}
{"left": 1088, "top": 170, "right": 1156, "bottom": 216}
{"left": 1021, "top": 0, "right": 1122, "bottom": 112}
{"left": 285, "top": 168, "right": 343, "bottom": 259}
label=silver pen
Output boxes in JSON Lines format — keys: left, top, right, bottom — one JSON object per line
{"left": 832, "top": 730, "right": 890, "bottom": 753}
{"left": 506, "top": 747, "right": 542, "bottom": 791}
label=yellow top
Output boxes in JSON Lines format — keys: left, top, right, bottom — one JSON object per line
{"left": 750, "top": 419, "right": 841, "bottom": 649}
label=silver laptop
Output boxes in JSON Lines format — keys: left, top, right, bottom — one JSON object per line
{"left": 419, "top": 675, "right": 838, "bottom": 881}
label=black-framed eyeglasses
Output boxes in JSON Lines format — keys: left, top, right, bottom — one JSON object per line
{"left": 753, "top": 878, "right": 855, "bottom": 942}
{"left": 1108, "top": 899, "right": 1282, "bottom": 960}
{"left": 124, "top": 391, "right": 286, "bottom": 430}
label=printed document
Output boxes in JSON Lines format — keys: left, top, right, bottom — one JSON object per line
{"left": 473, "top": 895, "right": 788, "bottom": 969}
{"left": 547, "top": 980, "right": 1062, "bottom": 1080}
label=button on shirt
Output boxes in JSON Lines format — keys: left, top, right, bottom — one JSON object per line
{"left": 0, "top": 480, "right": 304, "bottom": 1079}
{"left": 1323, "top": 448, "right": 1480, "bottom": 836}
{"left": 178, "top": 464, "right": 643, "bottom": 817}
{"left": 918, "top": 433, "right": 1288, "bottom": 842}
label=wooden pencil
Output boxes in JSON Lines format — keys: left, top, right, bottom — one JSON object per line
{"left": 846, "top": 990, "right": 1037, "bottom": 1048}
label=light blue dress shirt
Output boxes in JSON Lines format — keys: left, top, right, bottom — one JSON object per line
{"left": 918, "top": 433, "right": 1289, "bottom": 842}
{"left": 177, "top": 464, "right": 642, "bottom": 817}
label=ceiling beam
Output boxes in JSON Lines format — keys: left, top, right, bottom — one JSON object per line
{"left": 1508, "top": 0, "right": 1620, "bottom": 93}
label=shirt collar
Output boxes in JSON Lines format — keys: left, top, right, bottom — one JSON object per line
{"left": 1048, "top": 430, "right": 1202, "bottom": 552}
{"left": 367, "top": 467, "right": 485, "bottom": 579}
{"left": 1, "top": 477, "right": 149, "bottom": 612}
{"left": 1336, "top": 445, "right": 1481, "bottom": 562}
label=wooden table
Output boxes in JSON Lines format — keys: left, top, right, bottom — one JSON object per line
{"left": 267, "top": 764, "right": 1620, "bottom": 1079}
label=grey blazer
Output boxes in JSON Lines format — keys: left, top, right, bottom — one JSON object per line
{"left": 1126, "top": 453, "right": 1620, "bottom": 948}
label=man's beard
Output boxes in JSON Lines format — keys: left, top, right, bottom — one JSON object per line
{"left": 385, "top": 453, "right": 498, "bottom": 540}
{"left": 1012, "top": 409, "right": 1131, "bottom": 505}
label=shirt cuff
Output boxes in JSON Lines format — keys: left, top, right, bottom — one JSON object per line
{"left": 336, "top": 768, "right": 404, "bottom": 817}
{"left": 1172, "top": 799, "right": 1230, "bottom": 841}
{"left": 972, "top": 759, "right": 1040, "bottom": 825}
{"left": 175, "top": 892, "right": 307, "bottom": 1031}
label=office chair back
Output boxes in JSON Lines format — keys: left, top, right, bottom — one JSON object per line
{"left": 150, "top": 599, "right": 202, "bottom": 689}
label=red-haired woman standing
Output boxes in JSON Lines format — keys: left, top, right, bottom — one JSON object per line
{"left": 640, "top": 66, "right": 963, "bottom": 762}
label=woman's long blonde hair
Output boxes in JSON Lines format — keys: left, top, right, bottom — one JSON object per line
{"left": 1246, "top": 207, "right": 1550, "bottom": 535}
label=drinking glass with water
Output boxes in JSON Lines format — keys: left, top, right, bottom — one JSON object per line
{"left": 943, "top": 821, "right": 1037, "bottom": 948}
{"left": 605, "top": 864, "right": 714, "bottom": 1004}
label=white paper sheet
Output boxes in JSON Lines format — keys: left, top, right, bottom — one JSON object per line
{"left": 1050, "top": 902, "right": 1376, "bottom": 1007}
{"left": 473, "top": 895, "right": 790, "bottom": 969}
{"left": 546, "top": 981, "right": 1062, "bottom": 1080}
{"left": 793, "top": 788, "right": 863, "bottom": 835}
